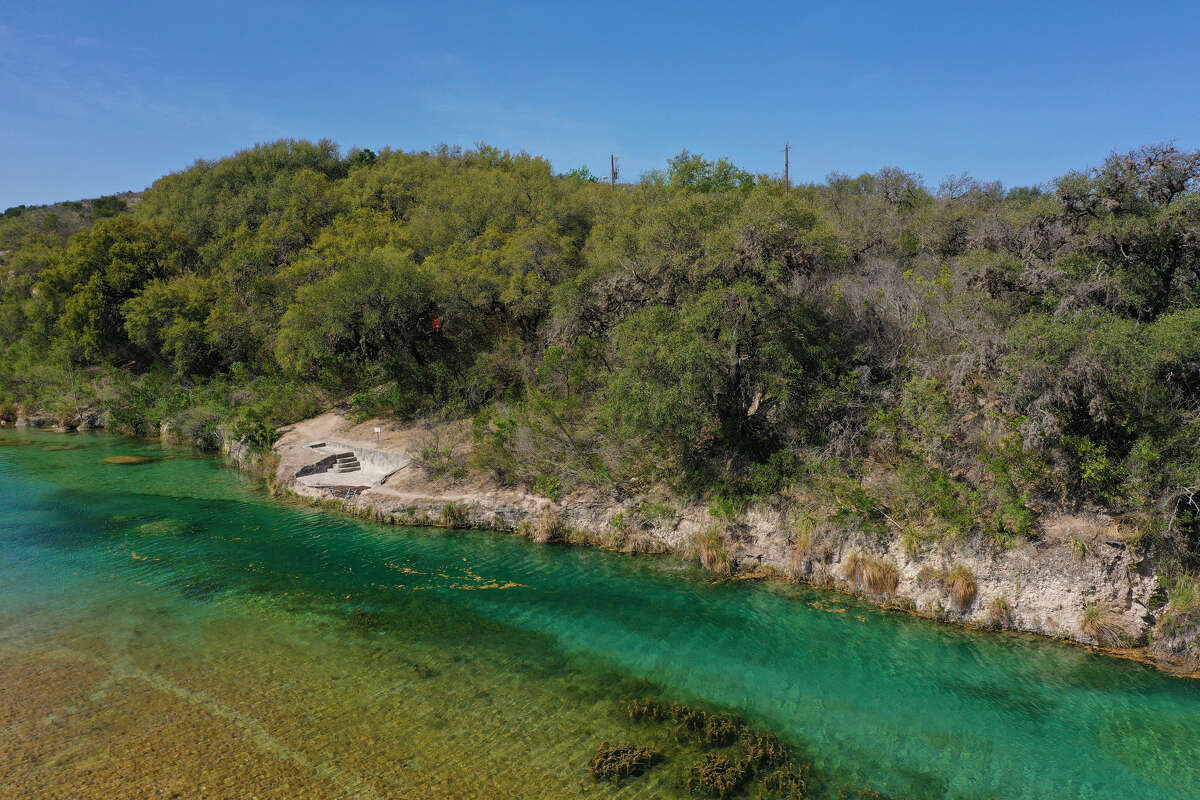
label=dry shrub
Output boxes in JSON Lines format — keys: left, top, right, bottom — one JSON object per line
{"left": 945, "top": 565, "right": 977, "bottom": 611}
{"left": 522, "top": 508, "right": 563, "bottom": 543}
{"left": 698, "top": 526, "right": 732, "bottom": 575}
{"left": 1080, "top": 602, "right": 1128, "bottom": 645}
{"left": 588, "top": 742, "right": 661, "bottom": 782}
{"left": 863, "top": 558, "right": 900, "bottom": 596}
{"left": 986, "top": 596, "right": 1014, "bottom": 628}
{"left": 843, "top": 549, "right": 868, "bottom": 586}
{"left": 843, "top": 551, "right": 899, "bottom": 596}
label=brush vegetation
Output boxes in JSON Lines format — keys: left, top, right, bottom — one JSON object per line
{"left": 2, "top": 139, "right": 1198, "bottom": 602}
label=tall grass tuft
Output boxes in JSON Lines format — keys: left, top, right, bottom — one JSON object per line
{"left": 863, "top": 558, "right": 900, "bottom": 596}
{"left": 842, "top": 549, "right": 868, "bottom": 586}
{"left": 945, "top": 565, "right": 977, "bottom": 611}
{"left": 1080, "top": 602, "right": 1127, "bottom": 645}
{"left": 842, "top": 550, "right": 899, "bottom": 596}
{"left": 698, "top": 526, "right": 732, "bottom": 576}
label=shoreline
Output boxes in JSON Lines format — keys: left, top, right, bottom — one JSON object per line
{"left": 248, "top": 413, "right": 1199, "bottom": 680}
{"left": 5, "top": 416, "right": 1197, "bottom": 679}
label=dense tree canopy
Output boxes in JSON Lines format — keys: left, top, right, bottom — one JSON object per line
{"left": 1, "top": 138, "right": 1197, "bottom": 568}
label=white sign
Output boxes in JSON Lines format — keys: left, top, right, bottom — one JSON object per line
{"left": 374, "top": 427, "right": 381, "bottom": 434}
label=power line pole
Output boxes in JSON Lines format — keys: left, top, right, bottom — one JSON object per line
{"left": 610, "top": 154, "right": 618, "bottom": 187}
{"left": 783, "top": 143, "right": 790, "bottom": 193}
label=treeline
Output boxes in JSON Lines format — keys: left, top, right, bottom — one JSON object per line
{"left": 1, "top": 139, "right": 1197, "bottom": 570}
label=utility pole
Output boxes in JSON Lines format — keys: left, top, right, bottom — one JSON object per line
{"left": 783, "top": 143, "right": 790, "bottom": 193}
{"left": 610, "top": 154, "right": 618, "bottom": 187}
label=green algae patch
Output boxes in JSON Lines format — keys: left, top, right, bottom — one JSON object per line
{"left": 103, "top": 455, "right": 156, "bottom": 465}
{"left": 133, "top": 519, "right": 190, "bottom": 537}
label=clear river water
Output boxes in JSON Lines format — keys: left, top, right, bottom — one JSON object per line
{"left": 1, "top": 429, "right": 1198, "bottom": 799}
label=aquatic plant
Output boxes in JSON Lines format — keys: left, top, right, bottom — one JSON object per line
{"left": 626, "top": 698, "right": 665, "bottom": 723}
{"left": 698, "top": 526, "right": 732, "bottom": 576}
{"left": 588, "top": 741, "right": 661, "bottom": 782}
{"left": 685, "top": 752, "right": 751, "bottom": 798}
{"left": 702, "top": 712, "right": 742, "bottom": 747}
{"left": 671, "top": 702, "right": 709, "bottom": 740}
{"left": 759, "top": 762, "right": 813, "bottom": 799}
{"left": 739, "top": 729, "right": 788, "bottom": 769}
{"left": 1080, "top": 602, "right": 1128, "bottom": 645}
{"left": 102, "top": 455, "right": 155, "bottom": 465}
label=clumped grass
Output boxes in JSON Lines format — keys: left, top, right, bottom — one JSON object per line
{"left": 519, "top": 508, "right": 564, "bottom": 543}
{"left": 786, "top": 509, "right": 817, "bottom": 579}
{"left": 588, "top": 742, "right": 661, "bottom": 782}
{"left": 698, "top": 526, "right": 732, "bottom": 576}
{"left": 863, "top": 558, "right": 900, "bottom": 596}
{"left": 685, "top": 752, "right": 751, "bottom": 798}
{"left": 985, "top": 596, "right": 1014, "bottom": 628}
{"left": 439, "top": 502, "right": 468, "bottom": 528}
{"left": 1080, "top": 602, "right": 1128, "bottom": 645}
{"left": 945, "top": 564, "right": 978, "bottom": 611}
{"left": 842, "top": 550, "right": 899, "bottom": 596}
{"left": 842, "top": 549, "right": 868, "bottom": 586}
{"left": 1167, "top": 575, "right": 1200, "bottom": 615}
{"left": 626, "top": 698, "right": 665, "bottom": 723}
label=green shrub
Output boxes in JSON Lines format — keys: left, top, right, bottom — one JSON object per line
{"left": 439, "top": 502, "right": 469, "bottom": 528}
{"left": 533, "top": 474, "right": 563, "bottom": 502}
{"left": 232, "top": 419, "right": 278, "bottom": 453}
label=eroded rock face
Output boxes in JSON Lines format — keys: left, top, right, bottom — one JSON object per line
{"left": 1150, "top": 615, "right": 1200, "bottom": 669}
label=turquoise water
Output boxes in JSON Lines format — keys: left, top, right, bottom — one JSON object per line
{"left": 1, "top": 429, "right": 1198, "bottom": 799}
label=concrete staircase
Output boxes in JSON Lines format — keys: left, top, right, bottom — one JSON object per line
{"left": 330, "top": 452, "right": 361, "bottom": 473}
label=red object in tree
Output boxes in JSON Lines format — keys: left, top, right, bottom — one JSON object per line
{"left": 431, "top": 315, "right": 442, "bottom": 333}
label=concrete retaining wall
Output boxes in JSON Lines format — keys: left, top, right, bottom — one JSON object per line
{"left": 324, "top": 441, "right": 411, "bottom": 473}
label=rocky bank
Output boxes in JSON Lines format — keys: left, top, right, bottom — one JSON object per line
{"left": 262, "top": 411, "right": 1187, "bottom": 671}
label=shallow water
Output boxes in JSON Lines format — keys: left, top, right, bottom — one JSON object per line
{"left": 1, "top": 430, "right": 1198, "bottom": 799}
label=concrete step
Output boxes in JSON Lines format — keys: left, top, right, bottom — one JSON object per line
{"left": 332, "top": 456, "right": 361, "bottom": 473}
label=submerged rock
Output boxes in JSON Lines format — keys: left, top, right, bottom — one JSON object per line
{"left": 103, "top": 455, "right": 156, "bottom": 465}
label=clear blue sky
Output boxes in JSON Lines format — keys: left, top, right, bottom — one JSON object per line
{"left": 2, "top": 0, "right": 1199, "bottom": 208}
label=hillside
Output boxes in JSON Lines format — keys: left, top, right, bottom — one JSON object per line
{"left": 1, "top": 139, "right": 1197, "bottom": 662}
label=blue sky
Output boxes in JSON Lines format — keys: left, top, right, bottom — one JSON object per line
{"left": 2, "top": 0, "right": 1198, "bottom": 208}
